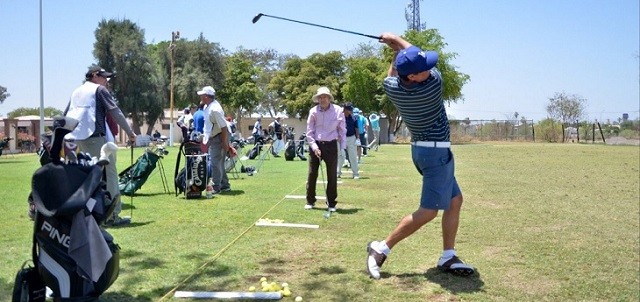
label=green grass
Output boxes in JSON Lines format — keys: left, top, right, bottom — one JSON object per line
{"left": 1, "top": 142, "right": 638, "bottom": 301}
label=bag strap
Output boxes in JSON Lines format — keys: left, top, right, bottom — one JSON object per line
{"left": 31, "top": 213, "right": 39, "bottom": 269}
{"left": 174, "top": 142, "right": 185, "bottom": 196}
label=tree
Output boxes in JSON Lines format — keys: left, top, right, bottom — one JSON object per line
{"left": 93, "top": 18, "right": 162, "bottom": 135}
{"left": 218, "top": 50, "right": 261, "bottom": 133}
{"left": 342, "top": 45, "right": 387, "bottom": 113}
{"left": 0, "top": 85, "right": 8, "bottom": 104}
{"left": 7, "top": 107, "right": 63, "bottom": 119}
{"left": 546, "top": 92, "right": 586, "bottom": 124}
{"left": 268, "top": 51, "right": 345, "bottom": 119}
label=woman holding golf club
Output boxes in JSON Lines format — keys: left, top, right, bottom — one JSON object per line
{"left": 365, "top": 33, "right": 475, "bottom": 279}
{"left": 304, "top": 86, "right": 346, "bottom": 212}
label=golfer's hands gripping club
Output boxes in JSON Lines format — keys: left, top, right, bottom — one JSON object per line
{"left": 378, "top": 32, "right": 411, "bottom": 51}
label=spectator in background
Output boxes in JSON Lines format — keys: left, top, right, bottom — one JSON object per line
{"left": 368, "top": 112, "right": 381, "bottom": 151}
{"left": 252, "top": 116, "right": 263, "bottom": 142}
{"left": 177, "top": 107, "right": 193, "bottom": 142}
{"left": 191, "top": 104, "right": 205, "bottom": 142}
{"left": 337, "top": 103, "right": 360, "bottom": 179}
{"left": 354, "top": 108, "right": 369, "bottom": 162}
{"left": 268, "top": 116, "right": 284, "bottom": 157}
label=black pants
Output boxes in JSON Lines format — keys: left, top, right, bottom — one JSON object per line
{"left": 306, "top": 140, "right": 338, "bottom": 207}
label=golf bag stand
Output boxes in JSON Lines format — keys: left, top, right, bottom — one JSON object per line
{"left": 30, "top": 116, "right": 120, "bottom": 301}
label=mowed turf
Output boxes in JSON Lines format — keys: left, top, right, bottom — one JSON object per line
{"left": 0, "top": 142, "right": 638, "bottom": 301}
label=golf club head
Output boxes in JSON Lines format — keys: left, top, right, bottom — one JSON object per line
{"left": 252, "top": 13, "right": 264, "bottom": 23}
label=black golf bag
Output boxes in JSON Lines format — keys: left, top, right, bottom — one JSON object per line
{"left": 26, "top": 116, "right": 120, "bottom": 301}
{"left": 118, "top": 150, "right": 160, "bottom": 196}
{"left": 174, "top": 141, "right": 208, "bottom": 199}
{"left": 246, "top": 136, "right": 266, "bottom": 160}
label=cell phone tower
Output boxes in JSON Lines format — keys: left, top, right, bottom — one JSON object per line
{"left": 405, "top": 0, "right": 426, "bottom": 32}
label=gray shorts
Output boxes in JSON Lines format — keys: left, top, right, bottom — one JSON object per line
{"left": 411, "top": 145, "right": 461, "bottom": 210}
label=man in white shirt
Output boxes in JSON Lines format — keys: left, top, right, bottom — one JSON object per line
{"left": 197, "top": 86, "right": 236, "bottom": 193}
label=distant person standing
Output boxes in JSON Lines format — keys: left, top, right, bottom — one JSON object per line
{"left": 252, "top": 117, "right": 263, "bottom": 142}
{"left": 198, "top": 86, "right": 236, "bottom": 193}
{"left": 64, "top": 65, "right": 136, "bottom": 226}
{"left": 354, "top": 108, "right": 369, "bottom": 162}
{"left": 337, "top": 103, "right": 360, "bottom": 179}
{"left": 366, "top": 33, "right": 474, "bottom": 280}
{"left": 191, "top": 104, "right": 205, "bottom": 141}
{"left": 368, "top": 112, "right": 380, "bottom": 151}
{"left": 177, "top": 107, "right": 193, "bottom": 142}
{"left": 305, "top": 87, "right": 346, "bottom": 212}
{"left": 268, "top": 116, "right": 284, "bottom": 157}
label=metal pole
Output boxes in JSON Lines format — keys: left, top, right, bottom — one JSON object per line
{"left": 39, "top": 0, "right": 45, "bottom": 137}
{"left": 168, "top": 31, "right": 179, "bottom": 146}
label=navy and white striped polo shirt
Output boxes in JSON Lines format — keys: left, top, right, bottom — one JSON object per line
{"left": 382, "top": 68, "right": 450, "bottom": 142}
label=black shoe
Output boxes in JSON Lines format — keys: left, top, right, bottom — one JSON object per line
{"left": 106, "top": 216, "right": 131, "bottom": 227}
{"left": 437, "top": 255, "right": 475, "bottom": 276}
{"left": 366, "top": 241, "right": 386, "bottom": 279}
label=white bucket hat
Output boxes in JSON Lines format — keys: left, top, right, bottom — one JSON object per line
{"left": 312, "top": 86, "right": 334, "bottom": 103}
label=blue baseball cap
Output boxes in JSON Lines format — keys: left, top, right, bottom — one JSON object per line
{"left": 395, "top": 46, "right": 438, "bottom": 77}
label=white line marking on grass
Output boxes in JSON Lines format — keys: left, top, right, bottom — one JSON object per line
{"left": 255, "top": 221, "right": 320, "bottom": 229}
{"left": 284, "top": 195, "right": 326, "bottom": 200}
{"left": 174, "top": 291, "right": 283, "bottom": 299}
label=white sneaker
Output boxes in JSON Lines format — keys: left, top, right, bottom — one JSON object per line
{"left": 304, "top": 204, "right": 313, "bottom": 210}
{"left": 328, "top": 207, "right": 336, "bottom": 212}
{"left": 366, "top": 241, "right": 386, "bottom": 280}
{"left": 353, "top": 175, "right": 360, "bottom": 180}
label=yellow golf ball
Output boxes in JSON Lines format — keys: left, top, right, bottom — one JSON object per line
{"left": 260, "top": 277, "right": 267, "bottom": 282}
{"left": 248, "top": 286, "right": 256, "bottom": 292}
{"left": 295, "top": 296, "right": 303, "bottom": 302}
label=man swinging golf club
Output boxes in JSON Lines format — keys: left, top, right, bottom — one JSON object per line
{"left": 365, "top": 33, "right": 475, "bottom": 279}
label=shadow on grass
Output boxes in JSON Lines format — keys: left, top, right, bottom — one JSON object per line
{"left": 423, "top": 267, "right": 485, "bottom": 294}
{"left": 307, "top": 206, "right": 363, "bottom": 215}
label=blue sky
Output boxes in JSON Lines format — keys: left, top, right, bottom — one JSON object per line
{"left": 1, "top": 0, "right": 638, "bottom": 122}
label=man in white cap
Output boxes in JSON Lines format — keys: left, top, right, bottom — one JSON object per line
{"left": 365, "top": 33, "right": 475, "bottom": 279}
{"left": 197, "top": 86, "right": 236, "bottom": 193}
{"left": 64, "top": 65, "right": 137, "bottom": 226}
{"left": 305, "top": 86, "right": 346, "bottom": 212}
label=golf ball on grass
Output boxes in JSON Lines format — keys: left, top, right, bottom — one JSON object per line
{"left": 295, "top": 296, "right": 303, "bottom": 302}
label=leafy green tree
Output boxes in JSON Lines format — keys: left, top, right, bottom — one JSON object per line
{"left": 342, "top": 54, "right": 386, "bottom": 112}
{"left": 269, "top": 51, "right": 345, "bottom": 118}
{"left": 93, "top": 18, "right": 162, "bottom": 135}
{"left": 0, "top": 85, "right": 9, "bottom": 104}
{"left": 7, "top": 107, "right": 63, "bottom": 119}
{"left": 546, "top": 92, "right": 586, "bottom": 124}
{"left": 218, "top": 50, "right": 261, "bottom": 132}
{"left": 234, "top": 48, "right": 292, "bottom": 118}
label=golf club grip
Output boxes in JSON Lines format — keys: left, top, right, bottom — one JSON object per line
{"left": 265, "top": 14, "right": 380, "bottom": 40}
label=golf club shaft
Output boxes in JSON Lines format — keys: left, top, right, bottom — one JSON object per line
{"left": 257, "top": 14, "right": 380, "bottom": 40}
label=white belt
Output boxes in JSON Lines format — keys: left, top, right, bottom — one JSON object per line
{"left": 411, "top": 141, "right": 451, "bottom": 148}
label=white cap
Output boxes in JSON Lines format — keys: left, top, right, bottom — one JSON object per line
{"left": 197, "top": 86, "right": 216, "bottom": 96}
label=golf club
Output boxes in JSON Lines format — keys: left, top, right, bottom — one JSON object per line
{"left": 318, "top": 157, "right": 331, "bottom": 219}
{"left": 252, "top": 13, "right": 381, "bottom": 40}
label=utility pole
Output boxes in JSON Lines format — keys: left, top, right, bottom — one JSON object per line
{"left": 168, "top": 31, "right": 180, "bottom": 146}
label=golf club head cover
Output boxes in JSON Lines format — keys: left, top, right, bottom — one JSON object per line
{"left": 49, "top": 116, "right": 79, "bottom": 164}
